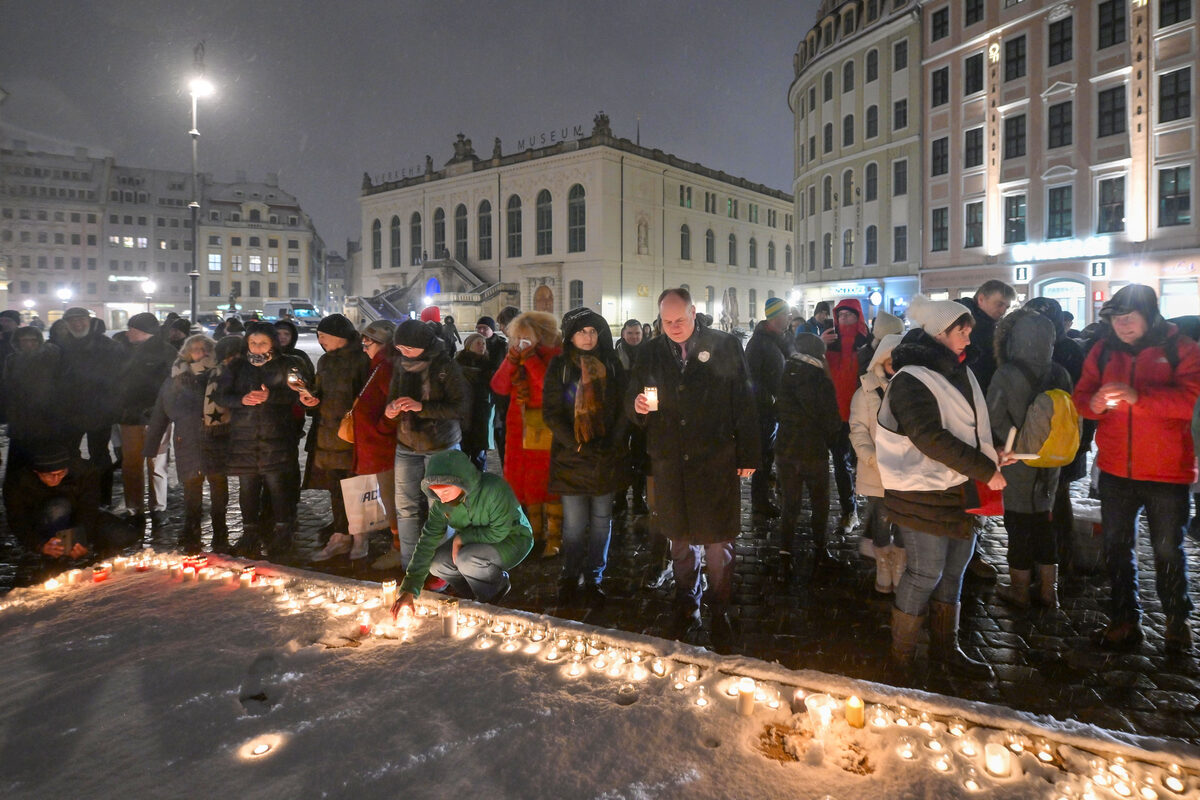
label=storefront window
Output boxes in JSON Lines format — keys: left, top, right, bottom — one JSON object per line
{"left": 1035, "top": 278, "right": 1087, "bottom": 327}
{"left": 1160, "top": 278, "right": 1199, "bottom": 318}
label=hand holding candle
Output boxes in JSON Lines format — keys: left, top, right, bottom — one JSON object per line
{"left": 391, "top": 591, "right": 415, "bottom": 621}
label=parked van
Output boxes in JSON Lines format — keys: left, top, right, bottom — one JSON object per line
{"left": 264, "top": 299, "right": 322, "bottom": 332}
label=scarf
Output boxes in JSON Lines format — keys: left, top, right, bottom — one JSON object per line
{"left": 172, "top": 353, "right": 216, "bottom": 378}
{"left": 573, "top": 353, "right": 607, "bottom": 444}
{"left": 398, "top": 357, "right": 432, "bottom": 438}
{"left": 202, "top": 363, "right": 232, "bottom": 428}
{"left": 510, "top": 349, "right": 532, "bottom": 406}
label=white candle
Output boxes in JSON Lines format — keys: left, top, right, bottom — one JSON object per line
{"left": 643, "top": 386, "right": 658, "bottom": 411}
{"left": 380, "top": 580, "right": 397, "bottom": 606}
{"left": 736, "top": 677, "right": 755, "bottom": 717}
{"left": 441, "top": 601, "right": 458, "bottom": 637}
{"left": 845, "top": 695, "right": 865, "bottom": 728}
{"left": 44, "top": 577, "right": 61, "bottom": 591}
{"left": 67, "top": 569, "right": 82, "bottom": 585}
{"left": 984, "top": 742, "right": 1011, "bottom": 777}
{"left": 112, "top": 556, "right": 128, "bottom": 572}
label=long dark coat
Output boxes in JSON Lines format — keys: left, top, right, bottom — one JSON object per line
{"left": 145, "top": 370, "right": 223, "bottom": 480}
{"left": 214, "top": 354, "right": 301, "bottom": 476}
{"left": 543, "top": 351, "right": 629, "bottom": 496}
{"left": 625, "top": 326, "right": 759, "bottom": 544}
{"left": 306, "top": 342, "right": 370, "bottom": 475}
{"left": 55, "top": 323, "right": 122, "bottom": 433}
{"left": 116, "top": 334, "right": 178, "bottom": 426}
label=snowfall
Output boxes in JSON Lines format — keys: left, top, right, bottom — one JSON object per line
{"left": 1, "top": 555, "right": 1198, "bottom": 800}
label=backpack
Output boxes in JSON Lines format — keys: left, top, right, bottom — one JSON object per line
{"left": 1012, "top": 362, "right": 1081, "bottom": 468}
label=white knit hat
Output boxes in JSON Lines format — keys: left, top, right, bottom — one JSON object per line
{"left": 907, "top": 294, "right": 972, "bottom": 336}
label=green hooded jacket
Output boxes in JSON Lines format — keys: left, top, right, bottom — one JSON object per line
{"left": 400, "top": 449, "right": 534, "bottom": 597}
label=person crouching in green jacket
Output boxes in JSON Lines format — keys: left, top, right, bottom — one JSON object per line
{"left": 392, "top": 449, "right": 533, "bottom": 616}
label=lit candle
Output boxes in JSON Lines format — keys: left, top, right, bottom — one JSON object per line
{"left": 183, "top": 565, "right": 197, "bottom": 581}
{"left": 441, "top": 600, "right": 458, "bottom": 638}
{"left": 92, "top": 563, "right": 111, "bottom": 583}
{"left": 113, "top": 556, "right": 128, "bottom": 572}
{"left": 694, "top": 686, "right": 709, "bottom": 707}
{"left": 44, "top": 577, "right": 61, "bottom": 591}
{"left": 962, "top": 768, "right": 982, "bottom": 792}
{"left": 545, "top": 646, "right": 561, "bottom": 662}
{"left": 240, "top": 567, "right": 255, "bottom": 587}
{"left": 933, "top": 755, "right": 951, "bottom": 773}
{"left": 984, "top": 742, "right": 1012, "bottom": 777}
{"left": 868, "top": 704, "right": 891, "bottom": 729}
{"left": 959, "top": 736, "right": 979, "bottom": 758}
{"left": 845, "top": 695, "right": 865, "bottom": 728}
{"left": 897, "top": 736, "right": 916, "bottom": 760}
{"left": 134, "top": 559, "right": 150, "bottom": 573}
{"left": 396, "top": 606, "right": 413, "bottom": 632}
{"left": 568, "top": 656, "right": 583, "bottom": 677}
{"left": 380, "top": 580, "right": 397, "bottom": 606}
{"left": 358, "top": 611, "right": 372, "bottom": 636}
{"left": 650, "top": 658, "right": 666, "bottom": 677}
{"left": 804, "top": 693, "right": 835, "bottom": 734}
{"left": 736, "top": 677, "right": 755, "bottom": 717}
{"left": 67, "top": 568, "right": 83, "bottom": 584}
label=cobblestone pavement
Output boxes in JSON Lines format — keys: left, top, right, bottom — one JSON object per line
{"left": 2, "top": 437, "right": 1198, "bottom": 746}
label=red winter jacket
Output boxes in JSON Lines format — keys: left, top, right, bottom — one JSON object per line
{"left": 1073, "top": 324, "right": 1200, "bottom": 484}
{"left": 351, "top": 350, "right": 397, "bottom": 476}
{"left": 826, "top": 298, "right": 871, "bottom": 421}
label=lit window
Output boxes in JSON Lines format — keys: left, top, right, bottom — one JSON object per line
{"left": 207, "top": 253, "right": 221, "bottom": 271}
{"left": 1047, "top": 186, "right": 1073, "bottom": 239}
{"left": 1098, "top": 176, "right": 1126, "bottom": 234}
{"left": 249, "top": 255, "right": 262, "bottom": 272}
{"left": 1004, "top": 195, "right": 1027, "bottom": 243}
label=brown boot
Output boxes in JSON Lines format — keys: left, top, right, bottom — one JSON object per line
{"left": 544, "top": 501, "right": 563, "bottom": 557}
{"left": 929, "top": 601, "right": 994, "bottom": 680}
{"left": 1036, "top": 564, "right": 1058, "bottom": 609}
{"left": 889, "top": 606, "right": 925, "bottom": 670}
{"left": 995, "top": 568, "right": 1032, "bottom": 609}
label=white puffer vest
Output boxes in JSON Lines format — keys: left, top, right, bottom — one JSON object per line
{"left": 876, "top": 365, "right": 997, "bottom": 492}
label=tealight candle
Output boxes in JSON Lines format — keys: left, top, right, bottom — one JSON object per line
{"left": 959, "top": 736, "right": 979, "bottom": 758}
{"left": 1140, "top": 786, "right": 1160, "bottom": 800}
{"left": 67, "top": 569, "right": 83, "bottom": 584}
{"left": 44, "top": 577, "right": 61, "bottom": 591}
{"left": 545, "top": 646, "right": 561, "bottom": 662}
{"left": 792, "top": 688, "right": 808, "bottom": 714}
{"left": 985, "top": 742, "right": 1012, "bottom": 777}
{"left": 963, "top": 768, "right": 982, "bottom": 792}
{"left": 897, "top": 736, "right": 916, "bottom": 760}
{"left": 568, "top": 656, "right": 584, "bottom": 677}
{"left": 113, "top": 556, "right": 128, "bottom": 572}
{"left": 183, "top": 565, "right": 197, "bottom": 581}
{"left": 868, "top": 704, "right": 891, "bottom": 729}
{"left": 1163, "top": 773, "right": 1185, "bottom": 794}
{"left": 804, "top": 693, "right": 836, "bottom": 734}
{"left": 92, "top": 563, "right": 111, "bottom": 583}
{"left": 933, "top": 755, "right": 951, "bottom": 773}
{"left": 736, "top": 677, "right": 755, "bottom": 717}
{"left": 650, "top": 658, "right": 666, "bottom": 677}
{"left": 845, "top": 695, "right": 865, "bottom": 728}
{"left": 694, "top": 686, "right": 709, "bottom": 707}
{"left": 396, "top": 606, "right": 413, "bottom": 632}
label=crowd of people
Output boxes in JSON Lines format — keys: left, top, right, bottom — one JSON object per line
{"left": 2, "top": 277, "right": 1197, "bottom": 666}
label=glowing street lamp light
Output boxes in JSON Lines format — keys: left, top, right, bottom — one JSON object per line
{"left": 56, "top": 287, "right": 72, "bottom": 311}
{"left": 142, "top": 280, "right": 157, "bottom": 312}
{"left": 187, "top": 42, "right": 214, "bottom": 326}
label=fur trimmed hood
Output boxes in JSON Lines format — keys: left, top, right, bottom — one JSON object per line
{"left": 994, "top": 308, "right": 1055, "bottom": 370}
{"left": 508, "top": 310, "right": 561, "bottom": 349}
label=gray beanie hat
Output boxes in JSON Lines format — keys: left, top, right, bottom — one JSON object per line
{"left": 360, "top": 319, "right": 396, "bottom": 345}
{"left": 793, "top": 332, "right": 827, "bottom": 358}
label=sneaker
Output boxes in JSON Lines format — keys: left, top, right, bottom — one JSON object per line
{"left": 485, "top": 574, "right": 511, "bottom": 604}
{"left": 311, "top": 533, "right": 351, "bottom": 562}
{"left": 838, "top": 510, "right": 859, "bottom": 534}
{"left": 647, "top": 563, "right": 674, "bottom": 590}
{"left": 349, "top": 533, "right": 369, "bottom": 561}
{"left": 371, "top": 548, "right": 407, "bottom": 571}
{"left": 423, "top": 575, "right": 448, "bottom": 592}
{"left": 966, "top": 553, "right": 999, "bottom": 582}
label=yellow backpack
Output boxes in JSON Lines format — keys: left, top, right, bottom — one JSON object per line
{"left": 1026, "top": 387, "right": 1081, "bottom": 468}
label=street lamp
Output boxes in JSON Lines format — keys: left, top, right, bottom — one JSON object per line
{"left": 56, "top": 287, "right": 72, "bottom": 312}
{"left": 187, "top": 42, "right": 215, "bottom": 326}
{"left": 142, "top": 280, "right": 157, "bottom": 313}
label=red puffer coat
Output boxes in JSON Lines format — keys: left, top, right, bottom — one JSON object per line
{"left": 1073, "top": 324, "right": 1200, "bottom": 484}
{"left": 490, "top": 343, "right": 561, "bottom": 505}
{"left": 351, "top": 349, "right": 396, "bottom": 476}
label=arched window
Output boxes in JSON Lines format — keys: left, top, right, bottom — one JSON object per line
{"left": 749, "top": 288, "right": 758, "bottom": 319}
{"left": 785, "top": 244, "right": 793, "bottom": 273}
{"left": 728, "top": 233, "right": 738, "bottom": 265}
{"left": 749, "top": 237, "right": 758, "bottom": 268}
{"left": 390, "top": 215, "right": 402, "bottom": 267}
{"left": 569, "top": 279, "right": 583, "bottom": 309}
{"left": 866, "top": 105, "right": 878, "bottom": 138}
{"left": 843, "top": 60, "right": 854, "bottom": 92}
{"left": 865, "top": 225, "right": 878, "bottom": 264}
{"left": 843, "top": 114, "right": 855, "bottom": 146}
{"left": 867, "top": 48, "right": 879, "bottom": 82}
{"left": 823, "top": 176, "right": 833, "bottom": 210}
{"left": 454, "top": 204, "right": 468, "bottom": 262}
{"left": 567, "top": 184, "right": 586, "bottom": 253}
{"left": 680, "top": 224, "right": 691, "bottom": 260}
{"left": 371, "top": 219, "right": 382, "bottom": 270}
{"left": 767, "top": 241, "right": 776, "bottom": 270}
{"left": 425, "top": 277, "right": 441, "bottom": 296}
{"left": 705, "top": 285, "right": 716, "bottom": 315}
{"left": 410, "top": 212, "right": 422, "bottom": 265}
{"left": 843, "top": 229, "right": 854, "bottom": 266}
{"left": 535, "top": 189, "right": 552, "bottom": 255}
{"left": 823, "top": 71, "right": 833, "bottom": 101}
{"left": 477, "top": 200, "right": 492, "bottom": 260}
{"left": 865, "top": 163, "right": 878, "bottom": 201}
{"left": 843, "top": 169, "right": 854, "bottom": 206}
{"left": 823, "top": 233, "right": 833, "bottom": 268}
{"left": 433, "top": 208, "right": 446, "bottom": 258}
{"left": 506, "top": 195, "right": 522, "bottom": 258}
{"left": 823, "top": 122, "right": 834, "bottom": 153}
{"left": 705, "top": 229, "right": 715, "bottom": 263}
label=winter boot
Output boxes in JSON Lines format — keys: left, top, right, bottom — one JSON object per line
{"left": 180, "top": 517, "right": 203, "bottom": 555}
{"left": 267, "top": 524, "right": 294, "bottom": 561}
{"left": 349, "top": 532, "right": 369, "bottom": 561}
{"left": 928, "top": 601, "right": 994, "bottom": 680}
{"left": 874, "top": 546, "right": 895, "bottom": 594}
{"left": 371, "top": 528, "right": 406, "bottom": 570}
{"left": 1036, "top": 564, "right": 1059, "bottom": 609}
{"left": 526, "top": 503, "right": 546, "bottom": 551}
{"left": 311, "top": 533, "right": 351, "bottom": 562}
{"left": 966, "top": 552, "right": 998, "bottom": 582}
{"left": 890, "top": 547, "right": 908, "bottom": 591}
{"left": 1165, "top": 617, "right": 1194, "bottom": 655}
{"left": 210, "top": 516, "right": 232, "bottom": 555}
{"left": 233, "top": 525, "right": 263, "bottom": 560}
{"left": 710, "top": 606, "right": 738, "bottom": 654}
{"left": 995, "top": 568, "right": 1032, "bottom": 609}
{"left": 543, "top": 501, "right": 563, "bottom": 558}
{"left": 889, "top": 606, "right": 925, "bottom": 672}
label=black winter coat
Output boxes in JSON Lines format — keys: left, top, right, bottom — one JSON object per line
{"left": 116, "top": 334, "right": 178, "bottom": 426}
{"left": 385, "top": 343, "right": 471, "bottom": 454}
{"left": 959, "top": 297, "right": 1000, "bottom": 393}
{"left": 744, "top": 321, "right": 792, "bottom": 419}
{"left": 309, "top": 343, "right": 370, "bottom": 472}
{"left": 5, "top": 457, "right": 102, "bottom": 553}
{"left": 55, "top": 325, "right": 122, "bottom": 432}
{"left": 214, "top": 354, "right": 302, "bottom": 475}
{"left": 625, "top": 326, "right": 759, "bottom": 545}
{"left": 543, "top": 351, "right": 629, "bottom": 496}
{"left": 455, "top": 349, "right": 495, "bottom": 455}
{"left": 775, "top": 355, "right": 842, "bottom": 471}
{"left": 3, "top": 343, "right": 66, "bottom": 450}
{"left": 145, "top": 370, "right": 227, "bottom": 479}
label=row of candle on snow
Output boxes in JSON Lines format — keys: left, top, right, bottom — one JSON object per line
{"left": 42, "top": 555, "right": 273, "bottom": 589}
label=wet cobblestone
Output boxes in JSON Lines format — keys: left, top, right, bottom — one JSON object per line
{"left": 1, "top": 435, "right": 1198, "bottom": 746}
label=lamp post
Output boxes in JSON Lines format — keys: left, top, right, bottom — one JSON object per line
{"left": 142, "top": 280, "right": 157, "bottom": 313}
{"left": 187, "top": 42, "right": 214, "bottom": 326}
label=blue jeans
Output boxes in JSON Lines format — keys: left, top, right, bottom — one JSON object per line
{"left": 560, "top": 493, "right": 613, "bottom": 586}
{"left": 894, "top": 525, "right": 976, "bottom": 616}
{"left": 429, "top": 540, "right": 507, "bottom": 602}
{"left": 1098, "top": 472, "right": 1193, "bottom": 624}
{"left": 394, "top": 445, "right": 459, "bottom": 564}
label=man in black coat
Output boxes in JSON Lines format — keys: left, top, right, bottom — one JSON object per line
{"left": 55, "top": 308, "right": 122, "bottom": 506}
{"left": 627, "top": 288, "right": 758, "bottom": 651}
{"left": 116, "top": 312, "right": 178, "bottom": 526}
{"left": 477, "top": 313, "right": 512, "bottom": 464}
{"left": 744, "top": 297, "right": 793, "bottom": 518}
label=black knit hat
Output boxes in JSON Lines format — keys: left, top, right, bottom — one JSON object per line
{"left": 32, "top": 442, "right": 71, "bottom": 472}
{"left": 0, "top": 309, "right": 21, "bottom": 325}
{"left": 476, "top": 316, "right": 497, "bottom": 332}
{"left": 561, "top": 306, "right": 612, "bottom": 354}
{"left": 316, "top": 313, "right": 358, "bottom": 342}
{"left": 215, "top": 334, "right": 247, "bottom": 362}
{"left": 395, "top": 319, "right": 437, "bottom": 350}
{"left": 244, "top": 320, "right": 278, "bottom": 340}
{"left": 128, "top": 312, "right": 160, "bottom": 335}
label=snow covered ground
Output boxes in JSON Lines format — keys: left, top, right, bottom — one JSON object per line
{"left": 1, "top": 556, "right": 1198, "bottom": 800}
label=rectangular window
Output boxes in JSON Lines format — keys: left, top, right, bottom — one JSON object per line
{"left": 208, "top": 234, "right": 221, "bottom": 246}
{"left": 1161, "top": 0, "right": 1192, "bottom": 27}
{"left": 931, "top": 207, "right": 949, "bottom": 251}
{"left": 1048, "top": 17, "right": 1073, "bottom": 66}
{"left": 288, "top": 282, "right": 300, "bottom": 297}
{"left": 1047, "top": 186, "right": 1073, "bottom": 239}
{"left": 287, "top": 258, "right": 299, "bottom": 274}
{"left": 268, "top": 283, "right": 279, "bottom": 298}
{"left": 267, "top": 256, "right": 278, "bottom": 273}
{"left": 894, "top": 223, "right": 910, "bottom": 262}
{"left": 964, "top": 128, "right": 983, "bottom": 168}
{"left": 964, "top": 201, "right": 984, "bottom": 248}
{"left": 207, "top": 253, "right": 221, "bottom": 271}
{"left": 248, "top": 255, "right": 262, "bottom": 272}
{"left": 931, "top": 7, "right": 949, "bottom": 40}
{"left": 231, "top": 255, "right": 242, "bottom": 271}
{"left": 1098, "top": 176, "right": 1126, "bottom": 233}
{"left": 1160, "top": 68, "right": 1192, "bottom": 123}
{"left": 893, "top": 160, "right": 908, "bottom": 196}
{"left": 1098, "top": 86, "right": 1127, "bottom": 137}
{"left": 964, "top": 53, "right": 984, "bottom": 95}
{"left": 893, "top": 98, "right": 908, "bottom": 130}
{"left": 209, "top": 281, "right": 221, "bottom": 297}
{"left": 965, "top": 0, "right": 983, "bottom": 25}
{"left": 249, "top": 280, "right": 261, "bottom": 297}
{"left": 1005, "top": 35, "right": 1026, "bottom": 81}
{"left": 1159, "top": 166, "right": 1192, "bottom": 227}
{"left": 931, "top": 138, "right": 949, "bottom": 176}
{"left": 931, "top": 67, "right": 950, "bottom": 106}
{"left": 894, "top": 40, "right": 908, "bottom": 71}
{"left": 1004, "top": 195, "right": 1027, "bottom": 243}
{"left": 1048, "top": 101, "right": 1073, "bottom": 148}
{"left": 1004, "top": 114, "right": 1027, "bottom": 158}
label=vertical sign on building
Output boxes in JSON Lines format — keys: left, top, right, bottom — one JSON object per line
{"left": 985, "top": 40, "right": 1002, "bottom": 255}
{"left": 1128, "top": 1, "right": 1150, "bottom": 243}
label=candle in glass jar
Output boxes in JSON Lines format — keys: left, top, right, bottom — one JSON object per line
{"left": 845, "top": 695, "right": 865, "bottom": 728}
{"left": 92, "top": 563, "right": 111, "bottom": 583}
{"left": 441, "top": 600, "right": 459, "bottom": 638}
{"left": 643, "top": 386, "right": 658, "bottom": 411}
{"left": 112, "top": 556, "right": 128, "bottom": 572}
{"left": 736, "top": 677, "right": 755, "bottom": 717}
{"left": 984, "top": 742, "right": 1012, "bottom": 777}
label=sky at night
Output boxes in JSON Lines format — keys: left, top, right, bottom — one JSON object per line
{"left": 0, "top": 0, "right": 819, "bottom": 251}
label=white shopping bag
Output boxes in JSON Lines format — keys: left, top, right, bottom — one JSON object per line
{"left": 340, "top": 473, "right": 388, "bottom": 536}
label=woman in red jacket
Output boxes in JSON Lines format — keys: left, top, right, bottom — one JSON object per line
{"left": 821, "top": 298, "right": 871, "bottom": 533}
{"left": 490, "top": 310, "right": 563, "bottom": 556}
{"left": 1073, "top": 284, "right": 1200, "bottom": 654}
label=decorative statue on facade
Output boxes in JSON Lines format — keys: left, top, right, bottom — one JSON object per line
{"left": 492, "top": 138, "right": 502, "bottom": 160}
{"left": 591, "top": 111, "right": 612, "bottom": 138}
